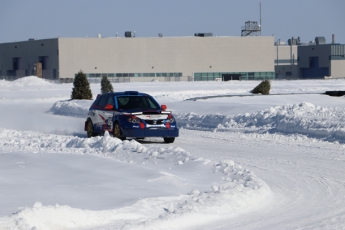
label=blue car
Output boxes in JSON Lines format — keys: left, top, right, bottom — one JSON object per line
{"left": 84, "top": 91, "right": 179, "bottom": 143}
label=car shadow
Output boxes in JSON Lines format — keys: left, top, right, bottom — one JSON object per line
{"left": 133, "top": 138, "right": 167, "bottom": 144}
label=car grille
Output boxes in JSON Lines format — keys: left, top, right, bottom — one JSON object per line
{"left": 145, "top": 119, "right": 164, "bottom": 125}
{"left": 143, "top": 111, "right": 160, "bottom": 114}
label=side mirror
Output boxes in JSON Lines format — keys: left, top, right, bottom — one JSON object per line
{"left": 161, "top": 104, "right": 167, "bottom": 111}
{"left": 105, "top": 104, "right": 114, "bottom": 110}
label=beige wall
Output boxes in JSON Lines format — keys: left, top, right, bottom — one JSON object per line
{"left": 330, "top": 60, "right": 345, "bottom": 78}
{"left": 275, "top": 45, "right": 297, "bottom": 65}
{"left": 58, "top": 36, "right": 275, "bottom": 78}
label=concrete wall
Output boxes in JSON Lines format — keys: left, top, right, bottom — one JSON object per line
{"left": 330, "top": 60, "right": 345, "bottom": 78}
{"left": 58, "top": 36, "right": 275, "bottom": 79}
{"left": 0, "top": 39, "right": 58, "bottom": 79}
{"left": 275, "top": 45, "right": 298, "bottom": 65}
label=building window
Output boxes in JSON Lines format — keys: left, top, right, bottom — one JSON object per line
{"left": 12, "top": 57, "right": 21, "bottom": 70}
{"left": 286, "top": 71, "right": 292, "bottom": 76}
{"left": 38, "top": 56, "right": 48, "bottom": 70}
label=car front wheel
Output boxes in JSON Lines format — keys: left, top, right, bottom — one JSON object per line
{"left": 113, "top": 122, "right": 126, "bottom": 140}
{"left": 163, "top": 137, "right": 175, "bottom": 143}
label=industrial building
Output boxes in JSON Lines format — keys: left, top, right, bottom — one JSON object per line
{"left": 1, "top": 33, "right": 344, "bottom": 82}
{"left": 275, "top": 36, "right": 345, "bottom": 79}
{"left": 0, "top": 34, "right": 275, "bottom": 82}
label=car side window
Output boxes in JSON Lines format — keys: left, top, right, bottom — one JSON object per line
{"left": 107, "top": 96, "right": 114, "bottom": 106}
{"left": 117, "top": 96, "right": 130, "bottom": 110}
{"left": 97, "top": 95, "right": 108, "bottom": 108}
{"left": 92, "top": 96, "right": 101, "bottom": 106}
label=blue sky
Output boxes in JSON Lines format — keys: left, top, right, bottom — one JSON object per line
{"left": 1, "top": 0, "right": 344, "bottom": 44}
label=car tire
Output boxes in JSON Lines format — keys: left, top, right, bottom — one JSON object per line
{"left": 86, "top": 119, "right": 96, "bottom": 138}
{"left": 163, "top": 137, "right": 175, "bottom": 143}
{"left": 113, "top": 122, "right": 126, "bottom": 140}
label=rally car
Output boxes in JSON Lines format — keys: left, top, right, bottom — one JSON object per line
{"left": 84, "top": 91, "right": 179, "bottom": 143}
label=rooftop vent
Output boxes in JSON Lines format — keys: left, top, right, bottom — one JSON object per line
{"left": 288, "top": 37, "right": 301, "bottom": 45}
{"left": 194, "top": 33, "right": 213, "bottom": 37}
{"left": 315, "top": 37, "right": 326, "bottom": 45}
{"left": 125, "top": 31, "right": 132, "bottom": 37}
{"left": 124, "top": 91, "right": 139, "bottom": 95}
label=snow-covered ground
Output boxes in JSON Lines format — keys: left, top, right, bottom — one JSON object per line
{"left": 1, "top": 76, "right": 345, "bottom": 229}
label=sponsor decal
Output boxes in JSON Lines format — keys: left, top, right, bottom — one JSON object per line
{"left": 99, "top": 115, "right": 106, "bottom": 122}
{"left": 108, "top": 117, "right": 113, "bottom": 126}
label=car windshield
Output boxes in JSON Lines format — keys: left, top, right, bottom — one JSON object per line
{"left": 117, "top": 96, "right": 160, "bottom": 110}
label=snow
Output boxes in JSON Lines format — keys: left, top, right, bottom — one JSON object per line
{"left": 1, "top": 76, "right": 345, "bottom": 229}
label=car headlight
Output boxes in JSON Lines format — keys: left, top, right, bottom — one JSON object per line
{"left": 128, "top": 116, "right": 140, "bottom": 123}
{"left": 167, "top": 114, "right": 175, "bottom": 123}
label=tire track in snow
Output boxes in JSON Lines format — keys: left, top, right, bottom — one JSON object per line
{"left": 174, "top": 129, "right": 345, "bottom": 229}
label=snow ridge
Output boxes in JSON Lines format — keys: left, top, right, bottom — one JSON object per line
{"left": 177, "top": 102, "right": 345, "bottom": 143}
{"left": 0, "top": 76, "right": 52, "bottom": 87}
{"left": 48, "top": 100, "right": 91, "bottom": 118}
{"left": 49, "top": 100, "right": 345, "bottom": 143}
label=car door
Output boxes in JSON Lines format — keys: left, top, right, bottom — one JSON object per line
{"left": 94, "top": 94, "right": 109, "bottom": 131}
{"left": 88, "top": 95, "right": 101, "bottom": 129}
{"left": 103, "top": 95, "right": 115, "bottom": 131}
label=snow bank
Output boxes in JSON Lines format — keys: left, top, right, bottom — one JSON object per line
{"left": 0, "top": 76, "right": 52, "bottom": 87}
{"left": 49, "top": 100, "right": 345, "bottom": 143}
{"left": 48, "top": 100, "right": 91, "bottom": 118}
{"left": 177, "top": 102, "right": 345, "bottom": 143}
{"left": 0, "top": 128, "right": 271, "bottom": 230}
{"left": 151, "top": 89, "right": 249, "bottom": 102}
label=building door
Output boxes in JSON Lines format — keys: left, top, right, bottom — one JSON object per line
{"left": 34, "top": 63, "right": 42, "bottom": 78}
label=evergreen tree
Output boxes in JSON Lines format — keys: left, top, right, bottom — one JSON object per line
{"left": 101, "top": 75, "right": 114, "bottom": 94}
{"left": 71, "top": 70, "right": 93, "bottom": 100}
{"left": 251, "top": 79, "right": 271, "bottom": 95}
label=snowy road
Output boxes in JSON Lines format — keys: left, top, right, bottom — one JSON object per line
{"left": 173, "top": 129, "right": 345, "bottom": 229}
{"left": 1, "top": 77, "right": 345, "bottom": 229}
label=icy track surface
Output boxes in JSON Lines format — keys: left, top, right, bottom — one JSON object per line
{"left": 0, "top": 129, "right": 271, "bottom": 230}
{"left": 1, "top": 76, "right": 345, "bottom": 229}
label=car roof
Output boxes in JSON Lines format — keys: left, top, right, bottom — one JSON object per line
{"left": 102, "top": 91, "right": 151, "bottom": 97}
